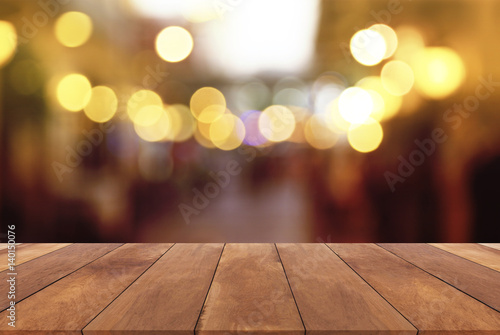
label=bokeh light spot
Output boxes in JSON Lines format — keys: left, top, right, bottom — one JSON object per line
{"left": 381, "top": 60, "right": 414, "bottom": 96}
{"left": 355, "top": 76, "right": 402, "bottom": 121}
{"left": 156, "top": 26, "right": 193, "bottom": 63}
{"left": 259, "top": 105, "right": 296, "bottom": 142}
{"left": 338, "top": 87, "right": 373, "bottom": 124}
{"left": 0, "top": 21, "right": 16, "bottom": 68}
{"left": 55, "top": 12, "right": 93, "bottom": 48}
{"left": 84, "top": 86, "right": 118, "bottom": 123}
{"left": 209, "top": 114, "right": 245, "bottom": 151}
{"left": 134, "top": 110, "right": 172, "bottom": 142}
{"left": 241, "top": 110, "right": 268, "bottom": 146}
{"left": 394, "top": 26, "right": 425, "bottom": 62}
{"left": 164, "top": 104, "right": 196, "bottom": 142}
{"left": 190, "top": 87, "right": 226, "bottom": 123}
{"left": 348, "top": 118, "right": 384, "bottom": 153}
{"left": 369, "top": 24, "right": 398, "bottom": 59}
{"left": 56, "top": 74, "right": 92, "bottom": 112}
{"left": 325, "top": 99, "right": 350, "bottom": 132}
{"left": 413, "top": 47, "right": 466, "bottom": 99}
{"left": 350, "top": 29, "right": 386, "bottom": 66}
{"left": 304, "top": 114, "right": 338, "bottom": 149}
{"left": 194, "top": 122, "right": 216, "bottom": 149}
{"left": 365, "top": 89, "right": 385, "bottom": 121}
{"left": 127, "top": 90, "right": 164, "bottom": 126}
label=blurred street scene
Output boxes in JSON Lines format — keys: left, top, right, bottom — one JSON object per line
{"left": 1, "top": 0, "right": 500, "bottom": 242}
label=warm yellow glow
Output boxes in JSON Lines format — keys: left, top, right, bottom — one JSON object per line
{"left": 394, "top": 26, "right": 425, "bottom": 62}
{"left": 210, "top": 114, "right": 245, "bottom": 151}
{"left": 350, "top": 29, "right": 386, "bottom": 66}
{"left": 193, "top": 126, "right": 216, "bottom": 149}
{"left": 325, "top": 99, "right": 350, "bottom": 132}
{"left": 156, "top": 26, "right": 193, "bottom": 63}
{"left": 134, "top": 110, "right": 172, "bottom": 142}
{"left": 348, "top": 118, "right": 384, "bottom": 153}
{"left": 84, "top": 86, "right": 118, "bottom": 123}
{"left": 381, "top": 60, "right": 414, "bottom": 96}
{"left": 164, "top": 104, "right": 196, "bottom": 142}
{"left": 190, "top": 87, "right": 226, "bottom": 123}
{"left": 9, "top": 60, "right": 42, "bottom": 95}
{"left": 0, "top": 21, "right": 16, "bottom": 68}
{"left": 413, "top": 47, "right": 466, "bottom": 99}
{"left": 366, "top": 89, "right": 385, "bottom": 121}
{"left": 369, "top": 24, "right": 398, "bottom": 59}
{"left": 54, "top": 12, "right": 93, "bottom": 48}
{"left": 259, "top": 105, "right": 296, "bottom": 142}
{"left": 56, "top": 74, "right": 92, "bottom": 112}
{"left": 355, "top": 76, "right": 402, "bottom": 121}
{"left": 304, "top": 114, "right": 338, "bottom": 149}
{"left": 183, "top": 0, "right": 219, "bottom": 23}
{"left": 338, "top": 87, "right": 373, "bottom": 124}
{"left": 197, "top": 119, "right": 212, "bottom": 140}
{"left": 127, "top": 90, "right": 164, "bottom": 126}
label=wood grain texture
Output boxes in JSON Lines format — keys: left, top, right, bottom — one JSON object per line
{"left": 380, "top": 243, "right": 500, "bottom": 312}
{"left": 480, "top": 243, "right": 500, "bottom": 251}
{"left": 0, "top": 243, "right": 71, "bottom": 271}
{"left": 0, "top": 244, "right": 8, "bottom": 251}
{"left": 0, "top": 243, "right": 122, "bottom": 311}
{"left": 0, "top": 243, "right": 173, "bottom": 335}
{"left": 430, "top": 243, "right": 500, "bottom": 272}
{"left": 328, "top": 243, "right": 500, "bottom": 334}
{"left": 277, "top": 243, "right": 416, "bottom": 335}
{"left": 84, "top": 243, "right": 224, "bottom": 335}
{"left": 196, "top": 243, "right": 304, "bottom": 335}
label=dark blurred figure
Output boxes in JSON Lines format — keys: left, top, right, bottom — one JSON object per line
{"left": 470, "top": 153, "right": 500, "bottom": 242}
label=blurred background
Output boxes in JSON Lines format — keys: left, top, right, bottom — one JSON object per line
{"left": 1, "top": 0, "right": 499, "bottom": 242}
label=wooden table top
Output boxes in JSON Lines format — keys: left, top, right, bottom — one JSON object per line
{"left": 0, "top": 243, "right": 499, "bottom": 334}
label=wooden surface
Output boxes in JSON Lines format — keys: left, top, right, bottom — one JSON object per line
{"left": 479, "top": 243, "right": 500, "bottom": 250}
{"left": 329, "top": 244, "right": 500, "bottom": 334}
{"left": 0, "top": 243, "right": 71, "bottom": 271}
{"left": 0, "top": 243, "right": 172, "bottom": 335}
{"left": 481, "top": 243, "right": 500, "bottom": 251}
{"left": 277, "top": 244, "right": 416, "bottom": 334}
{"left": 85, "top": 243, "right": 223, "bottom": 335}
{"left": 0, "top": 243, "right": 121, "bottom": 311}
{"left": 380, "top": 243, "right": 500, "bottom": 312}
{"left": 1, "top": 243, "right": 499, "bottom": 335}
{"left": 196, "top": 243, "right": 304, "bottom": 335}
{"left": 430, "top": 243, "right": 500, "bottom": 272}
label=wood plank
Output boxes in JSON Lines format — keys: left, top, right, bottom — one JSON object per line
{"left": 0, "top": 243, "right": 122, "bottom": 311}
{"left": 480, "top": 243, "right": 500, "bottom": 251}
{"left": 328, "top": 243, "right": 500, "bottom": 334}
{"left": 429, "top": 243, "right": 500, "bottom": 272}
{"left": 380, "top": 243, "right": 500, "bottom": 312}
{"left": 277, "top": 243, "right": 416, "bottom": 335}
{"left": 196, "top": 243, "right": 304, "bottom": 335}
{"left": 0, "top": 243, "right": 173, "bottom": 335}
{"left": 84, "top": 243, "right": 224, "bottom": 335}
{"left": 0, "top": 243, "right": 71, "bottom": 271}
{"left": 0, "top": 244, "right": 8, "bottom": 251}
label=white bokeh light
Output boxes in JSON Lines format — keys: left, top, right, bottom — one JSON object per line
{"left": 195, "top": 0, "right": 320, "bottom": 77}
